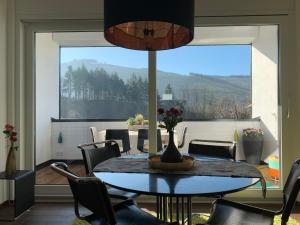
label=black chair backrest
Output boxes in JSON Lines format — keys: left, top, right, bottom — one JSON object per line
{"left": 281, "top": 159, "right": 300, "bottom": 223}
{"left": 105, "top": 129, "right": 131, "bottom": 153}
{"left": 78, "top": 140, "right": 121, "bottom": 175}
{"left": 137, "top": 129, "right": 163, "bottom": 152}
{"left": 188, "top": 139, "right": 236, "bottom": 160}
{"left": 51, "top": 162, "right": 116, "bottom": 225}
{"left": 178, "top": 127, "right": 188, "bottom": 149}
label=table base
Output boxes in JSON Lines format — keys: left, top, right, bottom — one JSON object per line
{"left": 156, "top": 196, "right": 192, "bottom": 225}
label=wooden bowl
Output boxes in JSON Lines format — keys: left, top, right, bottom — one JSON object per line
{"left": 148, "top": 155, "right": 194, "bottom": 171}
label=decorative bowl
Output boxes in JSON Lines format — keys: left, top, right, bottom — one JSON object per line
{"left": 148, "top": 155, "right": 194, "bottom": 171}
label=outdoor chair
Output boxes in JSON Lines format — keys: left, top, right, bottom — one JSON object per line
{"left": 78, "top": 140, "right": 138, "bottom": 200}
{"left": 188, "top": 139, "right": 236, "bottom": 160}
{"left": 197, "top": 158, "right": 300, "bottom": 225}
{"left": 137, "top": 129, "right": 163, "bottom": 153}
{"left": 51, "top": 162, "right": 178, "bottom": 225}
{"left": 105, "top": 129, "right": 131, "bottom": 154}
{"left": 177, "top": 127, "right": 188, "bottom": 150}
{"left": 90, "top": 127, "right": 99, "bottom": 143}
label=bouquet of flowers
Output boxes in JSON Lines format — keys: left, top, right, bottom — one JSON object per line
{"left": 157, "top": 107, "right": 183, "bottom": 132}
{"left": 3, "top": 124, "right": 18, "bottom": 176}
{"left": 3, "top": 124, "right": 18, "bottom": 150}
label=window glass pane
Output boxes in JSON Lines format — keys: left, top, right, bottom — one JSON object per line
{"left": 60, "top": 47, "right": 148, "bottom": 119}
{"left": 157, "top": 45, "right": 251, "bottom": 120}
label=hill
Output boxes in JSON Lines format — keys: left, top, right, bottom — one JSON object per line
{"left": 61, "top": 59, "right": 251, "bottom": 99}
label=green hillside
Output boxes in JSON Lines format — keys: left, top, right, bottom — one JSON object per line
{"left": 61, "top": 59, "right": 251, "bottom": 100}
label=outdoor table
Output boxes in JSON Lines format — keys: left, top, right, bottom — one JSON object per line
{"left": 93, "top": 155, "right": 264, "bottom": 225}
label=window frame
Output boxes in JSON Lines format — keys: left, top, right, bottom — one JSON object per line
{"left": 20, "top": 16, "right": 288, "bottom": 201}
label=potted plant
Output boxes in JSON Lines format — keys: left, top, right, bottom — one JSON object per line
{"left": 242, "top": 128, "right": 264, "bottom": 165}
{"left": 158, "top": 107, "right": 183, "bottom": 163}
{"left": 127, "top": 113, "right": 148, "bottom": 131}
{"left": 127, "top": 117, "right": 136, "bottom": 131}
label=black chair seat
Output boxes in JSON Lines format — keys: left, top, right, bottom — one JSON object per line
{"left": 198, "top": 159, "right": 300, "bottom": 225}
{"left": 108, "top": 187, "right": 139, "bottom": 200}
{"left": 86, "top": 200, "right": 172, "bottom": 225}
{"left": 198, "top": 199, "right": 274, "bottom": 225}
{"left": 51, "top": 163, "right": 177, "bottom": 225}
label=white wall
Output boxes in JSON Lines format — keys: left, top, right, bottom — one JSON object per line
{"left": 252, "top": 26, "right": 279, "bottom": 160}
{"left": 14, "top": 0, "right": 293, "bottom": 20}
{"left": 36, "top": 33, "right": 59, "bottom": 165}
{"left": 0, "top": 0, "right": 7, "bottom": 204}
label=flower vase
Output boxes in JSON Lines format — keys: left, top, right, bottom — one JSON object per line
{"left": 160, "top": 131, "right": 182, "bottom": 163}
{"left": 5, "top": 147, "right": 16, "bottom": 177}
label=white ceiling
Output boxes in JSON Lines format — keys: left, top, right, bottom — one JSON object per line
{"left": 52, "top": 26, "right": 260, "bottom": 47}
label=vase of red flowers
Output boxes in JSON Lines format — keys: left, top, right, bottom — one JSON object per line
{"left": 158, "top": 107, "right": 183, "bottom": 163}
{"left": 3, "top": 124, "right": 18, "bottom": 177}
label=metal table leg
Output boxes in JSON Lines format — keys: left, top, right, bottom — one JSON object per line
{"left": 181, "top": 197, "right": 185, "bottom": 225}
{"left": 187, "top": 196, "right": 192, "bottom": 225}
{"left": 155, "top": 195, "right": 192, "bottom": 225}
{"left": 156, "top": 196, "right": 160, "bottom": 219}
{"left": 169, "top": 197, "right": 173, "bottom": 222}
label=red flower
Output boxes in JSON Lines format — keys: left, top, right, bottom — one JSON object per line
{"left": 157, "top": 108, "right": 164, "bottom": 115}
{"left": 12, "top": 131, "right": 17, "bottom": 136}
{"left": 170, "top": 107, "right": 175, "bottom": 114}
{"left": 5, "top": 124, "right": 14, "bottom": 132}
{"left": 166, "top": 110, "right": 172, "bottom": 116}
{"left": 173, "top": 108, "right": 180, "bottom": 116}
{"left": 157, "top": 107, "right": 183, "bottom": 132}
{"left": 10, "top": 135, "right": 17, "bottom": 142}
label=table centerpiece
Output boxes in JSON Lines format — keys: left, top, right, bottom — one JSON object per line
{"left": 158, "top": 107, "right": 183, "bottom": 163}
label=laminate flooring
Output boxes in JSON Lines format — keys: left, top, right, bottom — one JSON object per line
{"left": 1, "top": 202, "right": 300, "bottom": 225}
{"left": 36, "top": 163, "right": 86, "bottom": 185}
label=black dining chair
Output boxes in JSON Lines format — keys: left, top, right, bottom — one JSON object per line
{"left": 197, "top": 158, "right": 300, "bottom": 225}
{"left": 188, "top": 139, "right": 236, "bottom": 160}
{"left": 51, "top": 162, "right": 178, "bottom": 225}
{"left": 105, "top": 129, "right": 131, "bottom": 154}
{"left": 137, "top": 129, "right": 163, "bottom": 153}
{"left": 78, "top": 140, "right": 138, "bottom": 200}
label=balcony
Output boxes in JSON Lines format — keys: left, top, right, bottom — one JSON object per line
{"left": 35, "top": 118, "right": 279, "bottom": 189}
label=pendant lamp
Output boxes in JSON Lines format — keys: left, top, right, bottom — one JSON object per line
{"left": 104, "top": 0, "right": 195, "bottom": 51}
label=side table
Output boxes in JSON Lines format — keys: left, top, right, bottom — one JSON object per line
{"left": 0, "top": 170, "right": 35, "bottom": 221}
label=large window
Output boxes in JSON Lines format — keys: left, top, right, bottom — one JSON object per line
{"left": 60, "top": 47, "right": 148, "bottom": 119}
{"left": 60, "top": 45, "right": 251, "bottom": 120}
{"left": 157, "top": 45, "right": 252, "bottom": 120}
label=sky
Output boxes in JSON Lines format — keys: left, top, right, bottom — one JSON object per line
{"left": 61, "top": 45, "right": 251, "bottom": 76}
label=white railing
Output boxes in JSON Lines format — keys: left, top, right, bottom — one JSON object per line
{"left": 47, "top": 120, "right": 276, "bottom": 163}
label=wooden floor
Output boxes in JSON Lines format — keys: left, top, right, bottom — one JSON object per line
{"left": 1, "top": 202, "right": 300, "bottom": 225}
{"left": 36, "top": 163, "right": 86, "bottom": 185}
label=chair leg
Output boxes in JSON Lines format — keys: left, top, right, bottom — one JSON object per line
{"left": 74, "top": 200, "right": 86, "bottom": 220}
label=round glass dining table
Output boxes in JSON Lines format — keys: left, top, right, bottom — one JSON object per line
{"left": 93, "top": 155, "right": 261, "bottom": 225}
